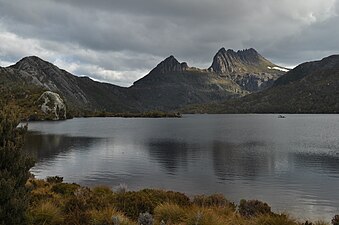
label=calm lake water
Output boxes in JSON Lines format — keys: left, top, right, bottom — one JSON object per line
{"left": 23, "top": 114, "right": 339, "bottom": 220}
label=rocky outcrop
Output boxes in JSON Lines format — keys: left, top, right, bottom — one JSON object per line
{"left": 11, "top": 56, "right": 90, "bottom": 107}
{"left": 209, "top": 48, "right": 271, "bottom": 74}
{"left": 151, "top": 55, "right": 189, "bottom": 74}
{"left": 37, "top": 91, "right": 67, "bottom": 120}
{"left": 194, "top": 54, "right": 339, "bottom": 113}
{"left": 208, "top": 48, "right": 286, "bottom": 92}
{"left": 130, "top": 55, "right": 248, "bottom": 111}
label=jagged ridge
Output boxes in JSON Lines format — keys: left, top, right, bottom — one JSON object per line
{"left": 209, "top": 48, "right": 279, "bottom": 74}
{"left": 0, "top": 48, "right": 287, "bottom": 112}
{"left": 184, "top": 54, "right": 339, "bottom": 113}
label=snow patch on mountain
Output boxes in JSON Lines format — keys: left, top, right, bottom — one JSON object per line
{"left": 268, "top": 66, "right": 289, "bottom": 72}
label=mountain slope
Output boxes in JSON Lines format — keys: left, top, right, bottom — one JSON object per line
{"left": 129, "top": 55, "right": 247, "bottom": 111}
{"left": 208, "top": 48, "right": 287, "bottom": 92}
{"left": 7, "top": 56, "right": 136, "bottom": 113}
{"left": 0, "top": 48, "right": 286, "bottom": 114}
{"left": 184, "top": 55, "right": 339, "bottom": 113}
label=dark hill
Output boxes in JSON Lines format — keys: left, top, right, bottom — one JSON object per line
{"left": 6, "top": 56, "right": 136, "bottom": 112}
{"left": 129, "top": 55, "right": 247, "bottom": 111}
{"left": 0, "top": 48, "right": 286, "bottom": 114}
{"left": 183, "top": 55, "right": 339, "bottom": 113}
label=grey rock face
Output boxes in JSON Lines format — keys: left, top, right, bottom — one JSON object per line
{"left": 209, "top": 48, "right": 264, "bottom": 74}
{"left": 8, "top": 56, "right": 135, "bottom": 112}
{"left": 37, "top": 91, "right": 67, "bottom": 120}
{"left": 152, "top": 55, "right": 188, "bottom": 74}
{"left": 208, "top": 48, "right": 286, "bottom": 92}
{"left": 11, "top": 56, "right": 89, "bottom": 106}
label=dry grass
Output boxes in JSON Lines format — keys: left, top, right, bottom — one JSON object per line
{"left": 88, "top": 208, "right": 136, "bottom": 225}
{"left": 26, "top": 178, "right": 334, "bottom": 225}
{"left": 154, "top": 203, "right": 188, "bottom": 224}
{"left": 28, "top": 201, "right": 64, "bottom": 225}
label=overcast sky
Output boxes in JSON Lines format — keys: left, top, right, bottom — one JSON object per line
{"left": 0, "top": 0, "right": 339, "bottom": 87}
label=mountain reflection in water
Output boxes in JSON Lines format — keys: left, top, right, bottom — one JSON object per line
{"left": 23, "top": 115, "right": 339, "bottom": 220}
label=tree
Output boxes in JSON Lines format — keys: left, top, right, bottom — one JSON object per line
{"left": 0, "top": 105, "right": 35, "bottom": 225}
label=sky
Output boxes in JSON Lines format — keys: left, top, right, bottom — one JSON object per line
{"left": 0, "top": 0, "right": 339, "bottom": 87}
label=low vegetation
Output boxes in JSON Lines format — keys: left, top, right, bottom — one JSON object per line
{"left": 22, "top": 177, "right": 338, "bottom": 225}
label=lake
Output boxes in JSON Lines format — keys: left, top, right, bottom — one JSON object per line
{"left": 23, "top": 114, "right": 339, "bottom": 220}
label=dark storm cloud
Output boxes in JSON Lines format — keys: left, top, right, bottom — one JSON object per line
{"left": 0, "top": 0, "right": 338, "bottom": 86}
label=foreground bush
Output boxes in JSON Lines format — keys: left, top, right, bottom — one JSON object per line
{"left": 193, "top": 194, "right": 236, "bottom": 209}
{"left": 28, "top": 201, "right": 63, "bottom": 225}
{"left": 46, "top": 176, "right": 64, "bottom": 184}
{"left": 333, "top": 215, "right": 339, "bottom": 225}
{"left": 238, "top": 199, "right": 272, "bottom": 218}
{"left": 113, "top": 189, "right": 190, "bottom": 220}
{"left": 0, "top": 106, "right": 35, "bottom": 224}
{"left": 51, "top": 183, "right": 80, "bottom": 196}
{"left": 88, "top": 208, "right": 136, "bottom": 225}
{"left": 154, "top": 203, "right": 187, "bottom": 224}
{"left": 250, "top": 214, "right": 297, "bottom": 225}
{"left": 185, "top": 207, "right": 230, "bottom": 225}
{"left": 25, "top": 177, "right": 337, "bottom": 225}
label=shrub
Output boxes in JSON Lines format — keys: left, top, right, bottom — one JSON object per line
{"left": 192, "top": 194, "right": 236, "bottom": 209}
{"left": 238, "top": 199, "right": 272, "bottom": 218}
{"left": 113, "top": 189, "right": 190, "bottom": 220}
{"left": 251, "top": 214, "right": 297, "bottom": 225}
{"left": 0, "top": 106, "right": 35, "bottom": 224}
{"left": 30, "top": 186, "right": 56, "bottom": 203}
{"left": 314, "top": 221, "right": 330, "bottom": 225}
{"left": 51, "top": 183, "right": 80, "bottom": 195}
{"left": 154, "top": 203, "right": 187, "bottom": 224}
{"left": 28, "top": 201, "right": 64, "bottom": 225}
{"left": 63, "top": 190, "right": 92, "bottom": 225}
{"left": 88, "top": 208, "right": 112, "bottom": 225}
{"left": 332, "top": 215, "right": 339, "bottom": 225}
{"left": 29, "top": 178, "right": 50, "bottom": 189}
{"left": 46, "top": 176, "right": 64, "bottom": 184}
{"left": 92, "top": 186, "right": 113, "bottom": 196}
{"left": 62, "top": 186, "right": 117, "bottom": 224}
{"left": 184, "top": 208, "right": 226, "bottom": 225}
{"left": 88, "top": 208, "right": 136, "bottom": 225}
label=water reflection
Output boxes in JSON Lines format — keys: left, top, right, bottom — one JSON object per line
{"left": 22, "top": 115, "right": 339, "bottom": 220}
{"left": 293, "top": 152, "right": 339, "bottom": 177}
{"left": 212, "top": 141, "right": 270, "bottom": 180}
{"left": 24, "top": 132, "right": 103, "bottom": 161}
{"left": 147, "top": 139, "right": 189, "bottom": 175}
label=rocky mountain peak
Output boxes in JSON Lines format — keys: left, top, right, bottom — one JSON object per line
{"left": 153, "top": 55, "right": 188, "bottom": 74}
{"left": 10, "top": 56, "right": 62, "bottom": 80}
{"left": 209, "top": 48, "right": 270, "bottom": 74}
{"left": 12, "top": 56, "right": 49, "bottom": 70}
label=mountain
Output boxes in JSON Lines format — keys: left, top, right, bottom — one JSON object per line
{"left": 0, "top": 48, "right": 286, "bottom": 117}
{"left": 128, "top": 49, "right": 285, "bottom": 110}
{"left": 128, "top": 55, "right": 248, "bottom": 111}
{"left": 183, "top": 55, "right": 339, "bottom": 113}
{"left": 0, "top": 56, "right": 138, "bottom": 120}
{"left": 6, "top": 56, "right": 136, "bottom": 113}
{"left": 208, "top": 48, "right": 287, "bottom": 92}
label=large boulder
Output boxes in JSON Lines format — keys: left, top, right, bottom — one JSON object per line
{"left": 37, "top": 91, "right": 66, "bottom": 120}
